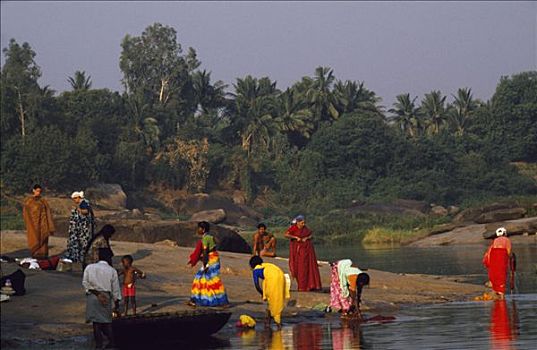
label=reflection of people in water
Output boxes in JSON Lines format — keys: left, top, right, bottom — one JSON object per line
{"left": 331, "top": 322, "right": 364, "bottom": 350}
{"left": 489, "top": 300, "right": 518, "bottom": 350}
{"left": 293, "top": 323, "right": 322, "bottom": 350}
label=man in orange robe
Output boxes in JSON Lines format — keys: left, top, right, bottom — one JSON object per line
{"left": 22, "top": 184, "right": 55, "bottom": 258}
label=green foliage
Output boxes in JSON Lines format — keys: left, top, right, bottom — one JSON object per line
{"left": 0, "top": 28, "right": 535, "bottom": 247}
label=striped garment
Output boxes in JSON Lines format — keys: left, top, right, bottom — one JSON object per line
{"left": 190, "top": 251, "right": 229, "bottom": 306}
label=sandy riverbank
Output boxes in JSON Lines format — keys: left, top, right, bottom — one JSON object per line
{"left": 1, "top": 230, "right": 485, "bottom": 348}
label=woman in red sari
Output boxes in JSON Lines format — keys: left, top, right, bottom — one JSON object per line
{"left": 483, "top": 227, "right": 512, "bottom": 299}
{"left": 284, "top": 215, "right": 322, "bottom": 291}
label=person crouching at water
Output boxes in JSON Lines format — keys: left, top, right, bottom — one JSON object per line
{"left": 82, "top": 248, "right": 121, "bottom": 350}
{"left": 118, "top": 255, "right": 145, "bottom": 316}
{"left": 330, "top": 259, "right": 370, "bottom": 317}
{"left": 483, "top": 227, "right": 513, "bottom": 299}
{"left": 249, "top": 256, "right": 290, "bottom": 330}
{"left": 188, "top": 221, "right": 229, "bottom": 307}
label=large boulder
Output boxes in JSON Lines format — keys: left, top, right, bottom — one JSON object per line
{"left": 172, "top": 193, "right": 262, "bottom": 225}
{"left": 430, "top": 205, "right": 448, "bottom": 217}
{"left": 190, "top": 209, "right": 226, "bottom": 224}
{"left": 453, "top": 201, "right": 519, "bottom": 223}
{"left": 483, "top": 217, "right": 537, "bottom": 238}
{"left": 85, "top": 184, "right": 127, "bottom": 210}
{"left": 475, "top": 207, "right": 527, "bottom": 224}
{"left": 54, "top": 218, "right": 251, "bottom": 254}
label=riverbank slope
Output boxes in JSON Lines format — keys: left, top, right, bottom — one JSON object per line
{"left": 0, "top": 230, "right": 484, "bottom": 348}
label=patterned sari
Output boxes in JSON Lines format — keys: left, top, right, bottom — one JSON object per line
{"left": 190, "top": 233, "right": 229, "bottom": 306}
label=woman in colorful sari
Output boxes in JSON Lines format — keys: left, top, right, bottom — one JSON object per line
{"left": 249, "top": 256, "right": 290, "bottom": 329}
{"left": 483, "top": 227, "right": 512, "bottom": 299}
{"left": 284, "top": 215, "right": 322, "bottom": 291}
{"left": 188, "top": 221, "right": 229, "bottom": 307}
{"left": 22, "top": 184, "right": 55, "bottom": 258}
{"left": 330, "top": 259, "right": 370, "bottom": 317}
{"left": 65, "top": 191, "right": 95, "bottom": 262}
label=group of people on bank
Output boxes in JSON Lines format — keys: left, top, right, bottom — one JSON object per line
{"left": 20, "top": 184, "right": 516, "bottom": 348}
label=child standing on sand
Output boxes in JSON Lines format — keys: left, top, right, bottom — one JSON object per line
{"left": 119, "top": 255, "right": 145, "bottom": 316}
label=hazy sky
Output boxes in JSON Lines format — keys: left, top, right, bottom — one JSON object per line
{"left": 1, "top": 1, "right": 536, "bottom": 106}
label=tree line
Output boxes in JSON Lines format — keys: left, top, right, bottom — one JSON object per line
{"left": 1, "top": 23, "right": 535, "bottom": 215}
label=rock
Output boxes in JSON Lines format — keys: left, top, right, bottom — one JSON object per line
{"left": 143, "top": 213, "right": 162, "bottom": 221}
{"left": 190, "top": 209, "right": 226, "bottom": 224}
{"left": 173, "top": 193, "right": 262, "bottom": 225}
{"left": 483, "top": 217, "right": 537, "bottom": 237}
{"left": 232, "top": 191, "right": 246, "bottom": 205}
{"left": 430, "top": 205, "right": 448, "bottom": 217}
{"left": 448, "top": 206, "right": 460, "bottom": 215}
{"left": 428, "top": 223, "right": 458, "bottom": 236}
{"left": 154, "top": 239, "right": 178, "bottom": 247}
{"left": 237, "top": 216, "right": 257, "bottom": 228}
{"left": 392, "top": 199, "right": 430, "bottom": 213}
{"left": 475, "top": 208, "right": 527, "bottom": 224}
{"left": 85, "top": 184, "right": 127, "bottom": 210}
{"left": 55, "top": 219, "right": 251, "bottom": 254}
{"left": 131, "top": 209, "right": 143, "bottom": 219}
{"left": 453, "top": 201, "right": 519, "bottom": 223}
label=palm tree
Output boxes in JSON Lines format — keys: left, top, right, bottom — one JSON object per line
{"left": 449, "top": 88, "right": 477, "bottom": 136}
{"left": 275, "top": 88, "right": 314, "bottom": 139}
{"left": 420, "top": 90, "right": 448, "bottom": 135}
{"left": 333, "top": 80, "right": 383, "bottom": 115}
{"left": 125, "top": 93, "right": 160, "bottom": 153}
{"left": 191, "top": 70, "right": 227, "bottom": 114}
{"left": 67, "top": 70, "right": 92, "bottom": 91}
{"left": 388, "top": 93, "right": 421, "bottom": 138}
{"left": 306, "top": 66, "right": 339, "bottom": 123}
{"left": 230, "top": 76, "right": 278, "bottom": 156}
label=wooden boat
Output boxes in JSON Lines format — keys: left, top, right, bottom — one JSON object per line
{"left": 112, "top": 309, "right": 231, "bottom": 348}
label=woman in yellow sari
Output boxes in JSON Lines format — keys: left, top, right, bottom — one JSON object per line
{"left": 249, "top": 256, "right": 290, "bottom": 330}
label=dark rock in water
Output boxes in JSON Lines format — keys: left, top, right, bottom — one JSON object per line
{"left": 54, "top": 218, "right": 251, "bottom": 254}
{"left": 84, "top": 183, "right": 127, "bottom": 210}
{"left": 474, "top": 207, "right": 526, "bottom": 224}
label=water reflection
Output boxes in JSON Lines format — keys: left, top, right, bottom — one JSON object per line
{"left": 489, "top": 300, "right": 519, "bottom": 350}
{"left": 330, "top": 322, "right": 364, "bottom": 350}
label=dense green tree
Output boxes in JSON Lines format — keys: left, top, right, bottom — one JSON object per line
{"left": 1, "top": 39, "right": 42, "bottom": 139}
{"left": 306, "top": 67, "right": 339, "bottom": 125}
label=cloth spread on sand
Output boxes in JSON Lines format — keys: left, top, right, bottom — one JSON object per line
{"left": 287, "top": 224, "right": 322, "bottom": 291}
{"left": 253, "top": 262, "right": 289, "bottom": 325}
{"left": 22, "top": 196, "right": 55, "bottom": 258}
{"left": 338, "top": 259, "right": 363, "bottom": 298}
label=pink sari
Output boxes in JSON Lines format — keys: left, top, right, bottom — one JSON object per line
{"left": 329, "top": 263, "right": 352, "bottom": 312}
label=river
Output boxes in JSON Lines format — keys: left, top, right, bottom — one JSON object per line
{"left": 213, "top": 242, "right": 537, "bottom": 349}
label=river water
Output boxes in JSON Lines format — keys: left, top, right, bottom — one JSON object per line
{"left": 213, "top": 242, "right": 537, "bottom": 350}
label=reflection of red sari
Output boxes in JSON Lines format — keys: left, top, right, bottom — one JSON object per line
{"left": 293, "top": 323, "right": 322, "bottom": 350}
{"left": 490, "top": 300, "right": 515, "bottom": 350}
{"left": 287, "top": 225, "right": 322, "bottom": 291}
{"left": 488, "top": 248, "right": 509, "bottom": 294}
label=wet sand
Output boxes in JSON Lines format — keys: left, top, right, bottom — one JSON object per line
{"left": 0, "top": 230, "right": 484, "bottom": 348}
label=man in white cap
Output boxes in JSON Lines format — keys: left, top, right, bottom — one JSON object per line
{"left": 482, "top": 227, "right": 513, "bottom": 299}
